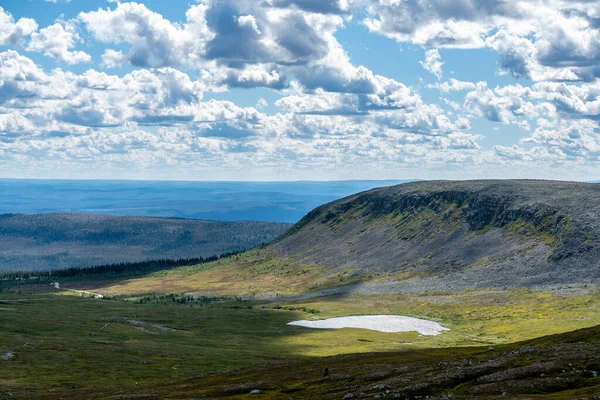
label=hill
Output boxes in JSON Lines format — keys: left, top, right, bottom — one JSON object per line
{"left": 78, "top": 180, "right": 600, "bottom": 297}
{"left": 0, "top": 213, "right": 290, "bottom": 271}
{"left": 270, "top": 179, "right": 600, "bottom": 293}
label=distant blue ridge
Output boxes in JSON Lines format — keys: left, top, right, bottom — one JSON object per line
{"left": 0, "top": 180, "right": 411, "bottom": 223}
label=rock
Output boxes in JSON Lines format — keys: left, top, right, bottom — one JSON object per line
{"left": 249, "top": 389, "right": 262, "bottom": 394}
{"left": 343, "top": 394, "right": 356, "bottom": 399}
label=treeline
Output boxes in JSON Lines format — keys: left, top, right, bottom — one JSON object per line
{"left": 109, "top": 293, "right": 319, "bottom": 313}
{"left": 0, "top": 250, "right": 242, "bottom": 283}
{"left": 119, "top": 293, "right": 249, "bottom": 306}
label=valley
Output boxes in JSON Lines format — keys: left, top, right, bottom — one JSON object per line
{"left": 1, "top": 287, "right": 598, "bottom": 399}
{"left": 4, "top": 0, "right": 600, "bottom": 396}
{"left": 1, "top": 180, "right": 599, "bottom": 399}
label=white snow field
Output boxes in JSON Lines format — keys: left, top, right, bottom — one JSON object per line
{"left": 288, "top": 315, "right": 449, "bottom": 335}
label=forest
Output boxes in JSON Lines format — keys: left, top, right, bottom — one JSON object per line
{"left": 0, "top": 213, "right": 290, "bottom": 271}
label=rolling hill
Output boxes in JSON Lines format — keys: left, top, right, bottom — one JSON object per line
{"left": 0, "top": 213, "right": 291, "bottom": 271}
{"left": 81, "top": 180, "right": 600, "bottom": 297}
{"left": 269, "top": 179, "right": 600, "bottom": 293}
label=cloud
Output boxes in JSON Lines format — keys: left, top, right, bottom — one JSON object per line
{"left": 76, "top": 1, "right": 600, "bottom": 86}
{"left": 271, "top": 0, "right": 349, "bottom": 14}
{"left": 524, "top": 120, "right": 600, "bottom": 159}
{"left": 27, "top": 20, "right": 91, "bottom": 64}
{"left": 0, "top": 50, "right": 45, "bottom": 81}
{"left": 495, "top": 119, "right": 600, "bottom": 164}
{"left": 202, "top": 1, "right": 337, "bottom": 68}
{"left": 275, "top": 78, "right": 472, "bottom": 141}
{"left": 200, "top": 122, "right": 256, "bottom": 139}
{"left": 457, "top": 77, "right": 600, "bottom": 164}
{"left": 429, "top": 78, "right": 476, "bottom": 93}
{"left": 219, "top": 64, "right": 288, "bottom": 89}
{"left": 6, "top": 2, "right": 600, "bottom": 179}
{"left": 288, "top": 32, "right": 397, "bottom": 95}
{"left": 420, "top": 49, "right": 444, "bottom": 79}
{"left": 0, "top": 50, "right": 47, "bottom": 105}
{"left": 256, "top": 98, "right": 268, "bottom": 109}
{"left": 363, "top": 0, "right": 511, "bottom": 49}
{"left": 0, "top": 7, "right": 38, "bottom": 46}
{"left": 363, "top": 0, "right": 600, "bottom": 82}
{"left": 464, "top": 82, "right": 536, "bottom": 124}
{"left": 78, "top": 0, "right": 342, "bottom": 73}
{"left": 275, "top": 77, "right": 424, "bottom": 115}
{"left": 0, "top": 51, "right": 206, "bottom": 128}
{"left": 0, "top": 49, "right": 492, "bottom": 179}
{"left": 78, "top": 2, "right": 214, "bottom": 68}
{"left": 78, "top": 1, "right": 367, "bottom": 94}
{"left": 470, "top": 80, "right": 600, "bottom": 123}
{"left": 100, "top": 49, "right": 128, "bottom": 68}
{"left": 485, "top": 30, "right": 537, "bottom": 79}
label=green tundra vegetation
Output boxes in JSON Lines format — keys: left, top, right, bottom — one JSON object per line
{"left": 2, "top": 181, "right": 600, "bottom": 398}
{"left": 0, "top": 285, "right": 598, "bottom": 398}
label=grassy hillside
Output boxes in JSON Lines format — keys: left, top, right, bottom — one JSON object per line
{"left": 270, "top": 179, "right": 600, "bottom": 292}
{"left": 62, "top": 180, "right": 600, "bottom": 297}
{"left": 0, "top": 213, "right": 290, "bottom": 271}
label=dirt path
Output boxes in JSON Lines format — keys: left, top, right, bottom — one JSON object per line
{"left": 53, "top": 282, "right": 104, "bottom": 299}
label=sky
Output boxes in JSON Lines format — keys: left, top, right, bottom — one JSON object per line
{"left": 1, "top": 0, "right": 600, "bottom": 181}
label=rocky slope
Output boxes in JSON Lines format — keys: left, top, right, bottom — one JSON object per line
{"left": 271, "top": 180, "right": 600, "bottom": 292}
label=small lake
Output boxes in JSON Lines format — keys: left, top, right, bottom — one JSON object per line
{"left": 288, "top": 315, "right": 449, "bottom": 335}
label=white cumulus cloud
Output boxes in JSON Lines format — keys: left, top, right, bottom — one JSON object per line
{"left": 420, "top": 49, "right": 444, "bottom": 80}
{"left": 27, "top": 20, "right": 91, "bottom": 64}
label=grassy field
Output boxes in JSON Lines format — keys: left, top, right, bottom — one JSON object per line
{"left": 276, "top": 288, "right": 600, "bottom": 350}
{"left": 2, "top": 248, "right": 598, "bottom": 396}
{"left": 83, "top": 325, "right": 600, "bottom": 400}
{"left": 29, "top": 249, "right": 385, "bottom": 297}
{"left": 1, "top": 285, "right": 599, "bottom": 397}
{"left": 0, "top": 293, "right": 420, "bottom": 396}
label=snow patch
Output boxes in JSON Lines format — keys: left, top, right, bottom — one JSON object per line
{"left": 288, "top": 315, "right": 449, "bottom": 335}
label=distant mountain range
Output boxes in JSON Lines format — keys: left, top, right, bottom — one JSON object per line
{"left": 0, "top": 179, "right": 411, "bottom": 223}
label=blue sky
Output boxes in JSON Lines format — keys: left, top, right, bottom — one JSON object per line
{"left": 1, "top": 0, "right": 599, "bottom": 180}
